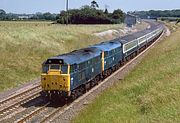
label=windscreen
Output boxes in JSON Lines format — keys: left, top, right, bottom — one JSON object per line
{"left": 50, "top": 65, "right": 60, "bottom": 70}
{"left": 42, "top": 64, "right": 68, "bottom": 74}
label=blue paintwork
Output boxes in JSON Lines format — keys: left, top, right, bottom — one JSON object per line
{"left": 70, "top": 55, "right": 102, "bottom": 90}
{"left": 91, "top": 39, "right": 123, "bottom": 70}
{"left": 46, "top": 47, "right": 101, "bottom": 65}
{"left": 42, "top": 21, "right": 164, "bottom": 93}
{"left": 70, "top": 39, "right": 123, "bottom": 90}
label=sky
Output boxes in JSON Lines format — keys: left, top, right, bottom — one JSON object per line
{"left": 0, "top": 0, "right": 180, "bottom": 14}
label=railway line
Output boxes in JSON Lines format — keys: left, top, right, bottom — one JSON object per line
{"left": 30, "top": 104, "right": 67, "bottom": 123}
{"left": 0, "top": 83, "right": 40, "bottom": 106}
{"left": 0, "top": 21, "right": 168, "bottom": 123}
{"left": 0, "top": 83, "right": 41, "bottom": 121}
{"left": 14, "top": 102, "right": 68, "bottom": 123}
{"left": 15, "top": 102, "right": 50, "bottom": 123}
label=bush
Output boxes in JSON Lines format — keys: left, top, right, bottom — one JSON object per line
{"left": 57, "top": 6, "right": 124, "bottom": 24}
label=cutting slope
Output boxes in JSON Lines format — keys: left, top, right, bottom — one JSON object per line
{"left": 0, "top": 21, "right": 123, "bottom": 91}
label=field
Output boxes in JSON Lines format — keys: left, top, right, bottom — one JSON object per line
{"left": 73, "top": 24, "right": 180, "bottom": 122}
{"left": 0, "top": 21, "right": 126, "bottom": 91}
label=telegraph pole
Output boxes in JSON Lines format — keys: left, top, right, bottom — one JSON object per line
{"left": 66, "top": 0, "right": 69, "bottom": 25}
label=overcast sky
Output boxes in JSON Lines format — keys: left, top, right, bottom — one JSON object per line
{"left": 1, "top": 0, "right": 180, "bottom": 14}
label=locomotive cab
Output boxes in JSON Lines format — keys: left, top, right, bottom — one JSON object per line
{"left": 41, "top": 59, "right": 71, "bottom": 97}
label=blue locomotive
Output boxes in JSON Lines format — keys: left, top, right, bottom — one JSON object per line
{"left": 41, "top": 22, "right": 164, "bottom": 99}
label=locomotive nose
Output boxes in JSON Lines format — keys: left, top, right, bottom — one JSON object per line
{"left": 41, "top": 70, "right": 70, "bottom": 92}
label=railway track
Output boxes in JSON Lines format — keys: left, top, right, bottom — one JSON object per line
{"left": 15, "top": 102, "right": 50, "bottom": 123}
{"left": 40, "top": 107, "right": 63, "bottom": 123}
{"left": 0, "top": 83, "right": 41, "bottom": 116}
{"left": 14, "top": 102, "right": 68, "bottom": 123}
{"left": 0, "top": 23, "right": 167, "bottom": 123}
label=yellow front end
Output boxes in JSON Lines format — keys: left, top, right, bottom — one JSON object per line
{"left": 41, "top": 65, "right": 71, "bottom": 93}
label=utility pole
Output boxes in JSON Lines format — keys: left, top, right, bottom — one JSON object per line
{"left": 66, "top": 0, "right": 69, "bottom": 25}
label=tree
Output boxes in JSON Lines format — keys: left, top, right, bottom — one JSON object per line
{"left": 57, "top": 10, "right": 67, "bottom": 24}
{"left": 0, "top": 9, "right": 6, "bottom": 20}
{"left": 56, "top": 5, "right": 125, "bottom": 24}
{"left": 0, "top": 9, "right": 6, "bottom": 15}
{"left": 91, "top": 1, "right": 99, "bottom": 9}
{"left": 104, "top": 8, "right": 108, "bottom": 15}
{"left": 57, "top": 6, "right": 113, "bottom": 24}
{"left": 112, "top": 9, "right": 124, "bottom": 19}
{"left": 43, "top": 12, "right": 56, "bottom": 20}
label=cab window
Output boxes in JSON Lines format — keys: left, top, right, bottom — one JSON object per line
{"left": 61, "top": 65, "right": 68, "bottom": 74}
{"left": 42, "top": 65, "right": 49, "bottom": 73}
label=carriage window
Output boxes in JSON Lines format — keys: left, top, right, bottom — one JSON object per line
{"left": 42, "top": 65, "right": 49, "bottom": 73}
{"left": 50, "top": 65, "right": 60, "bottom": 70}
{"left": 124, "top": 40, "right": 137, "bottom": 51}
{"left": 61, "top": 65, "right": 68, "bottom": 74}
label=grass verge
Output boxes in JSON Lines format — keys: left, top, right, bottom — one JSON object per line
{"left": 73, "top": 25, "right": 180, "bottom": 123}
{"left": 0, "top": 21, "right": 125, "bottom": 91}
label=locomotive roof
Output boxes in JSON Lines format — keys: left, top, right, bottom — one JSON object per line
{"left": 90, "top": 38, "right": 122, "bottom": 51}
{"left": 45, "top": 47, "right": 101, "bottom": 65}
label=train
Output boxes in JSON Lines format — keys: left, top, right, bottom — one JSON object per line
{"left": 41, "top": 21, "right": 164, "bottom": 100}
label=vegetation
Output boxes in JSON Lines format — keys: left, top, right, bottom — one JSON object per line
{"left": 0, "top": 21, "right": 123, "bottom": 91}
{"left": 0, "top": 9, "right": 57, "bottom": 21}
{"left": 73, "top": 24, "right": 180, "bottom": 122}
{"left": 163, "top": 21, "right": 180, "bottom": 32}
{"left": 133, "top": 9, "right": 180, "bottom": 19}
{"left": 176, "top": 19, "right": 180, "bottom": 24}
{"left": 30, "top": 12, "right": 56, "bottom": 21}
{"left": 57, "top": 5, "right": 124, "bottom": 24}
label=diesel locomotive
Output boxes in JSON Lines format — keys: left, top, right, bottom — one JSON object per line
{"left": 41, "top": 21, "right": 164, "bottom": 100}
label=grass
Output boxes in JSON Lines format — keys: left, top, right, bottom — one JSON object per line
{"left": 162, "top": 21, "right": 180, "bottom": 32}
{"left": 72, "top": 24, "right": 180, "bottom": 123}
{"left": 0, "top": 21, "right": 127, "bottom": 91}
